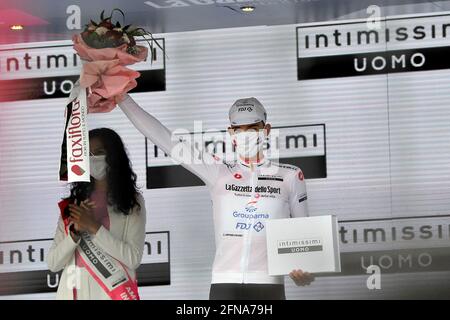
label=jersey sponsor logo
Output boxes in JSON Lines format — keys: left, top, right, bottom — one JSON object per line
{"left": 232, "top": 211, "right": 270, "bottom": 220}
{"left": 258, "top": 186, "right": 281, "bottom": 195}
{"left": 258, "top": 175, "right": 284, "bottom": 181}
{"left": 225, "top": 184, "right": 281, "bottom": 195}
{"left": 234, "top": 173, "right": 242, "bottom": 179}
{"left": 272, "top": 163, "right": 298, "bottom": 171}
{"left": 245, "top": 204, "right": 258, "bottom": 212}
{"left": 253, "top": 221, "right": 265, "bottom": 232}
{"left": 245, "top": 193, "right": 260, "bottom": 212}
{"left": 226, "top": 183, "right": 252, "bottom": 192}
{"left": 236, "top": 222, "right": 252, "bottom": 230}
{"left": 235, "top": 221, "right": 265, "bottom": 232}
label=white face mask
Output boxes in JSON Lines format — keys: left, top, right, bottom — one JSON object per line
{"left": 89, "top": 155, "right": 107, "bottom": 180}
{"left": 233, "top": 130, "right": 266, "bottom": 159}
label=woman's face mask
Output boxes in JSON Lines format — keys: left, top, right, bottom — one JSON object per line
{"left": 233, "top": 130, "right": 266, "bottom": 159}
{"left": 89, "top": 155, "right": 107, "bottom": 180}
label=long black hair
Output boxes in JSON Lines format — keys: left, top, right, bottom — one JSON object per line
{"left": 65, "top": 128, "right": 141, "bottom": 215}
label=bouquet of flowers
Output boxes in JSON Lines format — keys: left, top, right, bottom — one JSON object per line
{"left": 73, "top": 8, "right": 162, "bottom": 112}
{"left": 59, "top": 9, "right": 162, "bottom": 183}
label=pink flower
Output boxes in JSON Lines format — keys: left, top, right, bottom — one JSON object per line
{"left": 72, "top": 34, "right": 148, "bottom": 113}
{"left": 80, "top": 59, "right": 140, "bottom": 113}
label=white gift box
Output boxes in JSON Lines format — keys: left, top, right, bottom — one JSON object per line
{"left": 266, "top": 215, "right": 341, "bottom": 275}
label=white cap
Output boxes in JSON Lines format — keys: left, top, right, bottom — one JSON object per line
{"left": 229, "top": 97, "right": 267, "bottom": 126}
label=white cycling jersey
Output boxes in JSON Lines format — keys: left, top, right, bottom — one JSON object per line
{"left": 119, "top": 95, "right": 309, "bottom": 284}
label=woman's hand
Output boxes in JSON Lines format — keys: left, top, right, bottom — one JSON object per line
{"left": 69, "top": 222, "right": 81, "bottom": 242}
{"left": 68, "top": 200, "right": 100, "bottom": 235}
{"left": 70, "top": 229, "right": 81, "bottom": 242}
{"left": 289, "top": 269, "right": 315, "bottom": 286}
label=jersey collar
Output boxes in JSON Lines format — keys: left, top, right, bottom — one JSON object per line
{"left": 238, "top": 157, "right": 268, "bottom": 168}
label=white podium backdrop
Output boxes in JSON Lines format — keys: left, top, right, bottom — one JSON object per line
{"left": 1, "top": 11, "right": 450, "bottom": 299}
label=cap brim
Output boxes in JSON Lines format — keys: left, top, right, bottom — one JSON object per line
{"left": 230, "top": 118, "right": 264, "bottom": 126}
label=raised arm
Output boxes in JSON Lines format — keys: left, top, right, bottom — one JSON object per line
{"left": 118, "top": 94, "right": 221, "bottom": 186}
{"left": 119, "top": 95, "right": 173, "bottom": 156}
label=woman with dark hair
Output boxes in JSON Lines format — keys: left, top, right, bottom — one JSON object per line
{"left": 47, "top": 128, "right": 146, "bottom": 300}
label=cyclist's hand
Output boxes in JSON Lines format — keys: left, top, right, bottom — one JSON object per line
{"left": 289, "top": 269, "right": 315, "bottom": 286}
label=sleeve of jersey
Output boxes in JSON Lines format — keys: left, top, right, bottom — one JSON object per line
{"left": 118, "top": 94, "right": 220, "bottom": 186}
{"left": 289, "top": 168, "right": 309, "bottom": 218}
